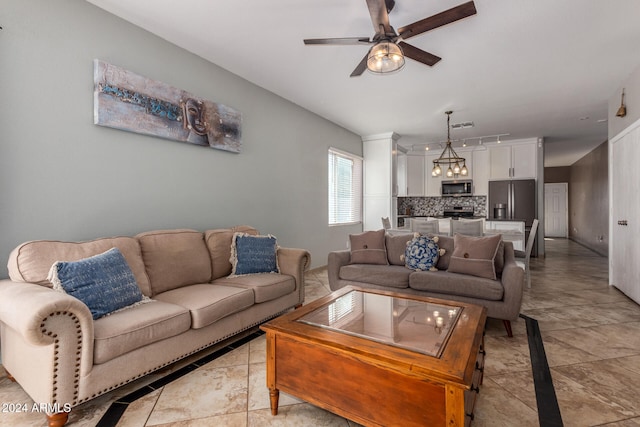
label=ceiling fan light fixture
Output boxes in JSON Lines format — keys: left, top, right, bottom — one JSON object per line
{"left": 367, "top": 41, "right": 405, "bottom": 74}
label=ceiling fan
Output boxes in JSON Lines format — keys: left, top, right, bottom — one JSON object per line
{"left": 304, "top": 0, "right": 477, "bottom": 77}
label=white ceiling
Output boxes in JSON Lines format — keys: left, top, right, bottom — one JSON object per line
{"left": 86, "top": 0, "right": 640, "bottom": 167}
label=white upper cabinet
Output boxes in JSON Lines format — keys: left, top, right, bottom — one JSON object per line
{"left": 397, "top": 152, "right": 407, "bottom": 197}
{"left": 489, "top": 141, "right": 537, "bottom": 180}
{"left": 511, "top": 143, "right": 537, "bottom": 178}
{"left": 472, "top": 149, "right": 490, "bottom": 195}
{"left": 406, "top": 155, "right": 425, "bottom": 196}
{"left": 424, "top": 153, "right": 443, "bottom": 196}
{"left": 489, "top": 145, "right": 511, "bottom": 179}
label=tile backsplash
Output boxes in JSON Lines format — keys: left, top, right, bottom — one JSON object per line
{"left": 398, "top": 196, "right": 487, "bottom": 217}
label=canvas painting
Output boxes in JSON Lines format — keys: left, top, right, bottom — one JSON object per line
{"left": 93, "top": 60, "right": 242, "bottom": 153}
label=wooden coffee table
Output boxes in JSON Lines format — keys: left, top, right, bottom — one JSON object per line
{"left": 261, "top": 286, "right": 487, "bottom": 427}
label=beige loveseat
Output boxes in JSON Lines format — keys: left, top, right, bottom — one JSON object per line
{"left": 328, "top": 232, "right": 524, "bottom": 337}
{"left": 0, "top": 226, "right": 310, "bottom": 427}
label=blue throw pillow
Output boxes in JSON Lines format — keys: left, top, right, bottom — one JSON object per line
{"left": 404, "top": 234, "right": 443, "bottom": 271}
{"left": 231, "top": 233, "right": 279, "bottom": 275}
{"left": 48, "top": 247, "right": 144, "bottom": 320}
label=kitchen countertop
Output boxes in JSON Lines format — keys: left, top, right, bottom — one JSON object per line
{"left": 401, "top": 215, "right": 488, "bottom": 219}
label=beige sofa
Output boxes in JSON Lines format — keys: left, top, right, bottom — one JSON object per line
{"left": 328, "top": 232, "right": 524, "bottom": 337}
{"left": 0, "top": 226, "right": 310, "bottom": 427}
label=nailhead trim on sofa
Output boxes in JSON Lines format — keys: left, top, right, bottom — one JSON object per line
{"left": 41, "top": 311, "right": 83, "bottom": 406}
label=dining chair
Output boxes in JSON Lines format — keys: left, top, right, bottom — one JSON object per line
{"left": 410, "top": 218, "right": 439, "bottom": 235}
{"left": 515, "top": 218, "right": 539, "bottom": 288}
{"left": 451, "top": 219, "right": 483, "bottom": 236}
{"left": 381, "top": 217, "right": 391, "bottom": 230}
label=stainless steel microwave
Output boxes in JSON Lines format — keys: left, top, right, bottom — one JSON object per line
{"left": 441, "top": 180, "right": 473, "bottom": 197}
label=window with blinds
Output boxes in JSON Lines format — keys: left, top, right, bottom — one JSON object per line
{"left": 328, "top": 148, "right": 362, "bottom": 226}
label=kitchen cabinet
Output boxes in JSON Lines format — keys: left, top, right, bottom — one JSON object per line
{"left": 489, "top": 142, "right": 537, "bottom": 180}
{"left": 363, "top": 133, "right": 400, "bottom": 231}
{"left": 472, "top": 149, "right": 490, "bottom": 195}
{"left": 610, "top": 122, "right": 640, "bottom": 304}
{"left": 424, "top": 153, "right": 443, "bottom": 197}
{"left": 406, "top": 155, "right": 425, "bottom": 196}
{"left": 397, "top": 152, "right": 407, "bottom": 197}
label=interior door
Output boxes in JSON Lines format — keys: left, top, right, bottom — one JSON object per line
{"left": 544, "top": 183, "right": 568, "bottom": 237}
{"left": 611, "top": 127, "right": 640, "bottom": 303}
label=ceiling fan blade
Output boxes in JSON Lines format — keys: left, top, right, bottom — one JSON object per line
{"left": 399, "top": 42, "right": 441, "bottom": 66}
{"left": 398, "top": 1, "right": 477, "bottom": 40}
{"left": 350, "top": 53, "right": 369, "bottom": 77}
{"left": 304, "top": 37, "right": 371, "bottom": 45}
{"left": 366, "top": 0, "right": 393, "bottom": 34}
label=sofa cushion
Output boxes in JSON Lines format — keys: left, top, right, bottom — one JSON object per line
{"left": 385, "top": 233, "right": 414, "bottom": 265}
{"left": 154, "top": 284, "right": 255, "bottom": 329}
{"left": 93, "top": 300, "right": 191, "bottom": 364}
{"left": 7, "top": 236, "right": 151, "bottom": 295}
{"left": 448, "top": 234, "right": 502, "bottom": 280}
{"left": 231, "top": 233, "right": 279, "bottom": 275}
{"left": 435, "top": 235, "right": 454, "bottom": 270}
{"left": 339, "top": 264, "right": 411, "bottom": 288}
{"left": 204, "top": 226, "right": 258, "bottom": 280}
{"left": 442, "top": 234, "right": 503, "bottom": 275}
{"left": 48, "top": 248, "right": 146, "bottom": 320}
{"left": 409, "top": 271, "right": 504, "bottom": 301}
{"left": 404, "top": 234, "right": 442, "bottom": 271}
{"left": 349, "top": 229, "right": 388, "bottom": 265}
{"left": 213, "top": 274, "right": 295, "bottom": 303}
{"left": 136, "top": 229, "right": 212, "bottom": 296}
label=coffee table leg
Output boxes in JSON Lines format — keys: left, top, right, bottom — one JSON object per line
{"left": 269, "top": 388, "right": 280, "bottom": 415}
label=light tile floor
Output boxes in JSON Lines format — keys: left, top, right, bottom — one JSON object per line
{"left": 2, "top": 238, "right": 640, "bottom": 426}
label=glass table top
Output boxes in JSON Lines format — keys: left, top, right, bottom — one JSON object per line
{"left": 298, "top": 290, "right": 462, "bottom": 357}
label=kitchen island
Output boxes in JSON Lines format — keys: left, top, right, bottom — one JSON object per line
{"left": 397, "top": 218, "right": 525, "bottom": 251}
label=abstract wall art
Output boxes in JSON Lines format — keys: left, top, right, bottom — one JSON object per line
{"left": 93, "top": 60, "right": 242, "bottom": 153}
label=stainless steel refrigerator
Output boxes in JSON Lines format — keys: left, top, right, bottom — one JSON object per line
{"left": 488, "top": 179, "right": 537, "bottom": 255}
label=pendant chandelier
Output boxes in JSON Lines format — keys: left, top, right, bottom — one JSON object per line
{"left": 432, "top": 111, "right": 468, "bottom": 178}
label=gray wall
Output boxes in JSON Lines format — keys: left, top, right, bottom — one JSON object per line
{"left": 0, "top": 0, "right": 363, "bottom": 278}
{"left": 568, "top": 141, "right": 608, "bottom": 256}
{"left": 544, "top": 167, "right": 571, "bottom": 183}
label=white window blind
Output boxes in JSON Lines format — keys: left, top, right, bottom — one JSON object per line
{"left": 328, "top": 148, "right": 362, "bottom": 225}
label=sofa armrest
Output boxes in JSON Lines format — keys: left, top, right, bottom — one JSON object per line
{"left": 499, "top": 242, "right": 525, "bottom": 321}
{"left": 0, "top": 279, "right": 96, "bottom": 405}
{"left": 276, "top": 247, "right": 311, "bottom": 304}
{"left": 0, "top": 280, "right": 94, "bottom": 346}
{"left": 328, "top": 250, "right": 351, "bottom": 291}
